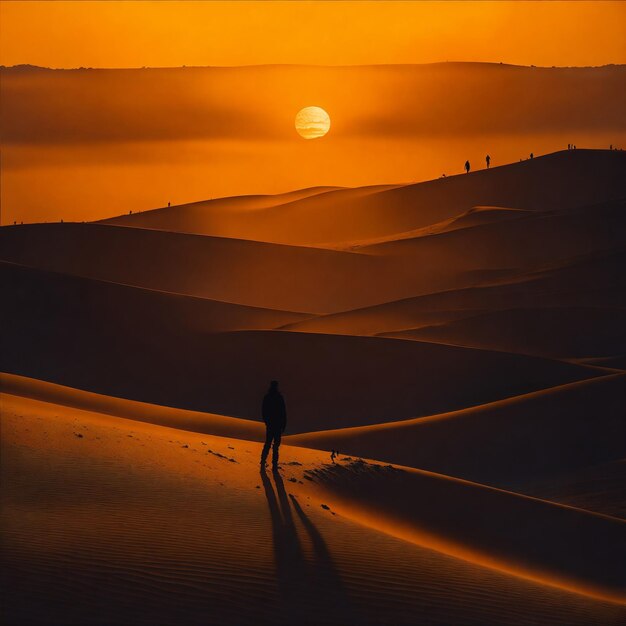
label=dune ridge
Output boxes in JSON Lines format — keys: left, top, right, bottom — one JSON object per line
{"left": 101, "top": 151, "right": 626, "bottom": 246}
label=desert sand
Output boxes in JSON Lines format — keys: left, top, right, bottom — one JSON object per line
{"left": 2, "top": 149, "right": 625, "bottom": 625}
{"left": 2, "top": 388, "right": 625, "bottom": 626}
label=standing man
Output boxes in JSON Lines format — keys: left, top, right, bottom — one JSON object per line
{"left": 486, "top": 154, "right": 491, "bottom": 169}
{"left": 260, "top": 380, "right": 287, "bottom": 471}
{"left": 464, "top": 160, "right": 471, "bottom": 174}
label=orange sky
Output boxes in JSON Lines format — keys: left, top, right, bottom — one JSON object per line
{"left": 1, "top": 1, "right": 625, "bottom": 68}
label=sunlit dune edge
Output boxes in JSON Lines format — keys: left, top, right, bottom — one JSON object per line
{"left": 0, "top": 372, "right": 265, "bottom": 441}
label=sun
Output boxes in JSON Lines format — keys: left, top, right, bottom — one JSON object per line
{"left": 295, "top": 106, "right": 331, "bottom": 139}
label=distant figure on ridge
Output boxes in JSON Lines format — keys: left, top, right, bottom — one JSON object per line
{"left": 486, "top": 154, "right": 491, "bottom": 169}
{"left": 464, "top": 160, "right": 471, "bottom": 174}
{"left": 530, "top": 152, "right": 534, "bottom": 159}
{"left": 331, "top": 450, "right": 337, "bottom": 463}
{"left": 260, "top": 380, "right": 287, "bottom": 471}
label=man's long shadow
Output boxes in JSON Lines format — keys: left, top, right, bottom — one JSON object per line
{"left": 260, "top": 468, "right": 357, "bottom": 622}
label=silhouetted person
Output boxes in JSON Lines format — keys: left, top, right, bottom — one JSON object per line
{"left": 486, "top": 154, "right": 491, "bottom": 169}
{"left": 261, "top": 380, "right": 286, "bottom": 470}
{"left": 168, "top": 201, "right": 171, "bottom": 207}
{"left": 330, "top": 450, "right": 337, "bottom": 463}
{"left": 530, "top": 152, "right": 534, "bottom": 159}
{"left": 464, "top": 160, "right": 470, "bottom": 174}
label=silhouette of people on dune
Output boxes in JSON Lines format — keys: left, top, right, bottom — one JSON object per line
{"left": 261, "top": 380, "right": 287, "bottom": 470}
{"left": 464, "top": 160, "right": 470, "bottom": 174}
{"left": 486, "top": 154, "right": 491, "bottom": 168}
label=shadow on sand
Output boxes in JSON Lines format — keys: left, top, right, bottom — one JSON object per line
{"left": 260, "top": 467, "right": 358, "bottom": 623}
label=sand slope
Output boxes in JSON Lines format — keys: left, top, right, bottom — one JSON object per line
{"left": 283, "top": 250, "right": 626, "bottom": 335}
{"left": 524, "top": 459, "right": 626, "bottom": 520}
{"left": 0, "top": 223, "right": 483, "bottom": 314}
{"left": 0, "top": 261, "right": 309, "bottom": 334}
{"left": 100, "top": 184, "right": 399, "bottom": 242}
{"left": 0, "top": 372, "right": 265, "bottom": 441}
{"left": 2, "top": 391, "right": 625, "bottom": 625}
{"left": 388, "top": 306, "right": 626, "bottom": 359}
{"left": 355, "top": 200, "right": 626, "bottom": 274}
{"left": 286, "top": 374, "right": 626, "bottom": 490}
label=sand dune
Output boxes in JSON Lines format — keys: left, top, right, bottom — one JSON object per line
{"left": 2, "top": 392, "right": 625, "bottom": 625}
{"left": 525, "top": 459, "right": 626, "bottom": 520}
{"left": 283, "top": 249, "right": 626, "bottom": 335}
{"left": 355, "top": 199, "right": 626, "bottom": 275}
{"left": 329, "top": 205, "right": 531, "bottom": 249}
{"left": 0, "top": 372, "right": 265, "bottom": 441}
{"left": 303, "top": 459, "right": 626, "bottom": 604}
{"left": 99, "top": 184, "right": 342, "bottom": 232}
{"left": 579, "top": 354, "right": 626, "bottom": 370}
{"left": 101, "top": 150, "right": 626, "bottom": 246}
{"left": 387, "top": 306, "right": 626, "bottom": 359}
{"left": 0, "top": 260, "right": 309, "bottom": 335}
{"left": 286, "top": 373, "right": 626, "bottom": 489}
{"left": 101, "top": 183, "right": 399, "bottom": 241}
{"left": 1, "top": 263, "right": 603, "bottom": 431}
{"left": 0, "top": 222, "right": 483, "bottom": 314}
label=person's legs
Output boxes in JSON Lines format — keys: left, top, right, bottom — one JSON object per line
{"left": 260, "top": 427, "right": 273, "bottom": 466}
{"left": 272, "top": 430, "right": 282, "bottom": 468}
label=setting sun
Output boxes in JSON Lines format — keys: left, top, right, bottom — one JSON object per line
{"left": 295, "top": 106, "right": 331, "bottom": 139}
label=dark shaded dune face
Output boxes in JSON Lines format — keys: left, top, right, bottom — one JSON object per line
{"left": 0, "top": 223, "right": 496, "bottom": 314}
{"left": 1, "top": 261, "right": 602, "bottom": 433}
{"left": 103, "top": 151, "right": 626, "bottom": 246}
{"left": 285, "top": 250, "right": 626, "bottom": 335}
{"left": 580, "top": 355, "right": 626, "bottom": 370}
{"left": 525, "top": 459, "right": 626, "bottom": 520}
{"left": 0, "top": 262, "right": 308, "bottom": 335}
{"left": 389, "top": 307, "right": 626, "bottom": 360}
{"left": 287, "top": 374, "right": 626, "bottom": 490}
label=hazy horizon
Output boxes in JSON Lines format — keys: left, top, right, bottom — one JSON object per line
{"left": 3, "top": 63, "right": 625, "bottom": 225}
{"left": 5, "top": 61, "right": 626, "bottom": 71}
